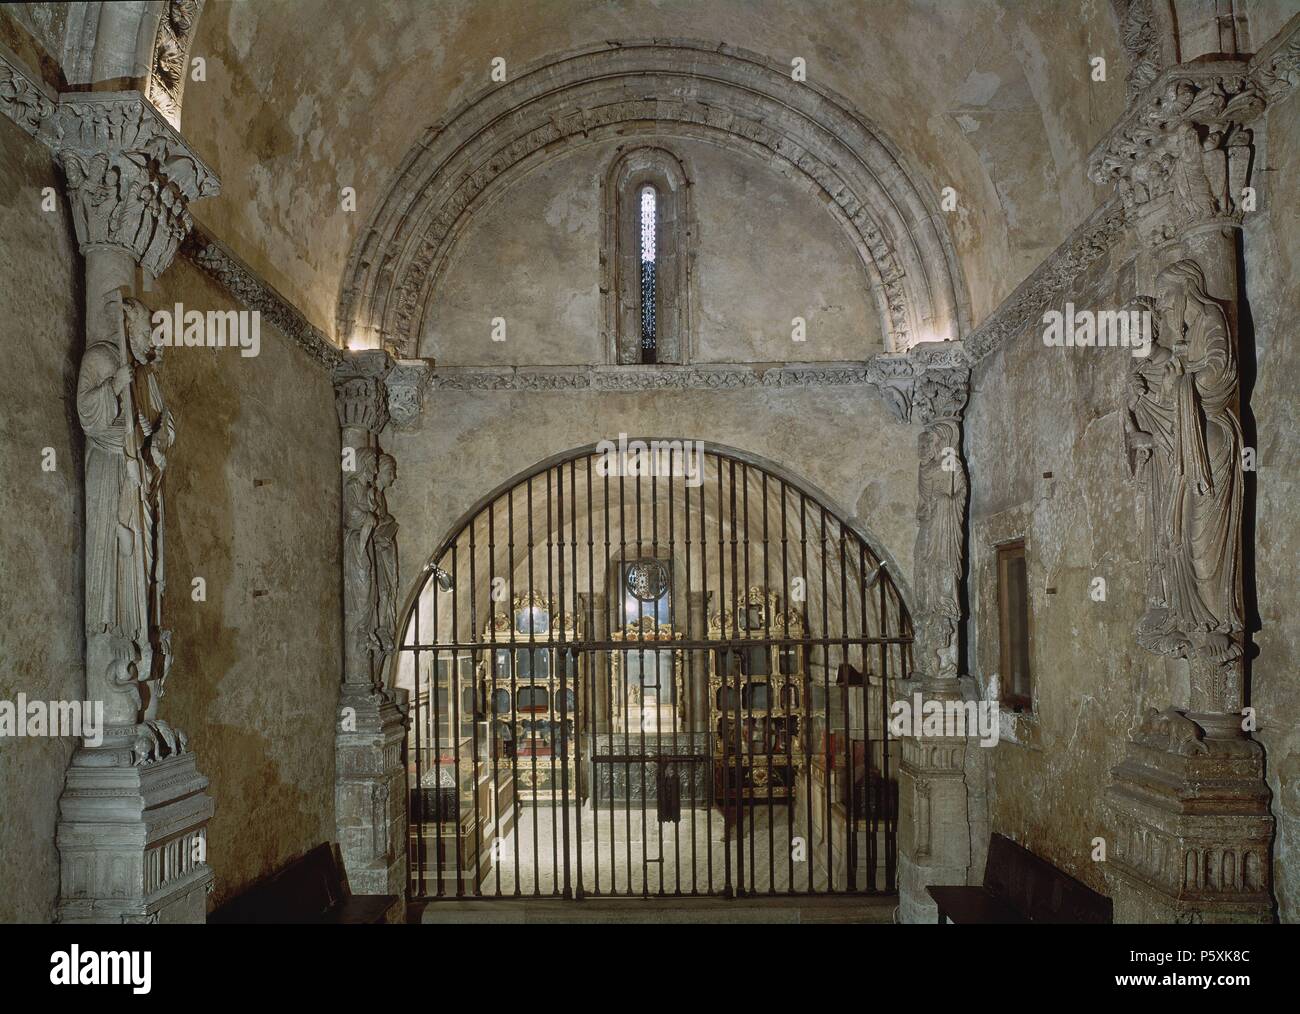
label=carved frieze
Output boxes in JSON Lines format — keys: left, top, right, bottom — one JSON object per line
{"left": 183, "top": 228, "right": 342, "bottom": 369}
{"left": 146, "top": 1, "right": 205, "bottom": 128}
{"left": 0, "top": 46, "right": 57, "bottom": 141}
{"left": 965, "top": 199, "right": 1129, "bottom": 362}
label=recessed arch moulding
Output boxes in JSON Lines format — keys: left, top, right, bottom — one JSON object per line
{"left": 338, "top": 40, "right": 971, "bottom": 357}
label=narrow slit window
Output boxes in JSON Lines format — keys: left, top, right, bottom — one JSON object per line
{"left": 639, "top": 184, "right": 657, "bottom": 363}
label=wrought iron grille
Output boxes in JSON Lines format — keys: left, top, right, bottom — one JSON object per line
{"left": 396, "top": 445, "right": 912, "bottom": 900}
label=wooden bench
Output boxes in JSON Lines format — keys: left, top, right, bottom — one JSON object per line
{"left": 209, "top": 843, "right": 399, "bottom": 924}
{"left": 927, "top": 833, "right": 1112, "bottom": 924}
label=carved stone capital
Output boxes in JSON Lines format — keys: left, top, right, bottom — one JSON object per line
{"left": 55, "top": 91, "right": 219, "bottom": 277}
{"left": 913, "top": 369, "right": 970, "bottom": 426}
{"left": 1089, "top": 63, "right": 1264, "bottom": 246}
{"left": 386, "top": 358, "right": 434, "bottom": 429}
{"left": 864, "top": 343, "right": 970, "bottom": 424}
{"left": 333, "top": 350, "right": 394, "bottom": 436}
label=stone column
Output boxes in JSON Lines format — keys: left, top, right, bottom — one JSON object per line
{"left": 892, "top": 349, "right": 978, "bottom": 923}
{"left": 333, "top": 350, "right": 409, "bottom": 904}
{"left": 54, "top": 91, "right": 220, "bottom": 923}
{"left": 1090, "top": 62, "right": 1274, "bottom": 922}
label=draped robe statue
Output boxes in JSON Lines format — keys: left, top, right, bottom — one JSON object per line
{"left": 914, "top": 420, "right": 966, "bottom": 679}
{"left": 77, "top": 294, "right": 183, "bottom": 760}
{"left": 372, "top": 453, "right": 399, "bottom": 677}
{"left": 1125, "top": 258, "right": 1244, "bottom": 667}
{"left": 343, "top": 448, "right": 381, "bottom": 684}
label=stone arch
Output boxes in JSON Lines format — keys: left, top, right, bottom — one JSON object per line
{"left": 62, "top": 1, "right": 204, "bottom": 128}
{"left": 338, "top": 40, "right": 971, "bottom": 357}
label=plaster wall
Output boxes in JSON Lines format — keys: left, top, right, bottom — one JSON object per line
{"left": 384, "top": 385, "right": 920, "bottom": 635}
{"left": 182, "top": 0, "right": 1128, "bottom": 340}
{"left": 0, "top": 111, "right": 82, "bottom": 925}
{"left": 422, "top": 139, "right": 883, "bottom": 365}
{"left": 147, "top": 258, "right": 343, "bottom": 910}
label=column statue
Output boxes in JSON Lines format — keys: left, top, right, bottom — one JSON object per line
{"left": 77, "top": 291, "right": 184, "bottom": 761}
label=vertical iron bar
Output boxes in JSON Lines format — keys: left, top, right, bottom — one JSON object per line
{"left": 526, "top": 474, "right": 540, "bottom": 896}
{"left": 450, "top": 541, "right": 463, "bottom": 897}
{"left": 489, "top": 498, "right": 504, "bottom": 898}
{"left": 728, "top": 458, "right": 744, "bottom": 896}
{"left": 717, "top": 460, "right": 728, "bottom": 894}
{"left": 469, "top": 512, "right": 483, "bottom": 896}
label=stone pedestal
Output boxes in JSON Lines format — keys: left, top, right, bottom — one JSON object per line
{"left": 1106, "top": 724, "right": 1273, "bottom": 923}
{"left": 896, "top": 678, "right": 975, "bottom": 923}
{"left": 56, "top": 752, "right": 214, "bottom": 923}
{"left": 335, "top": 685, "right": 409, "bottom": 901}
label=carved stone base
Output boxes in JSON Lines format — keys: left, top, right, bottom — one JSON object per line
{"left": 1106, "top": 729, "right": 1274, "bottom": 923}
{"left": 56, "top": 751, "right": 214, "bottom": 924}
{"left": 896, "top": 678, "right": 973, "bottom": 923}
{"left": 335, "top": 685, "right": 409, "bottom": 905}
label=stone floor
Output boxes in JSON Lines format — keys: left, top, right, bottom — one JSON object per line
{"left": 421, "top": 802, "right": 891, "bottom": 902}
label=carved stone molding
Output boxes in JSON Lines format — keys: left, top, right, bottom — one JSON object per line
{"left": 1089, "top": 62, "right": 1264, "bottom": 247}
{"left": 182, "top": 227, "right": 342, "bottom": 369}
{"left": 147, "top": 1, "right": 205, "bottom": 128}
{"left": 1112, "top": 0, "right": 1170, "bottom": 106}
{"left": 55, "top": 91, "right": 219, "bottom": 278}
{"left": 1249, "top": 13, "right": 1300, "bottom": 102}
{"left": 0, "top": 44, "right": 58, "bottom": 141}
{"left": 965, "top": 198, "right": 1130, "bottom": 362}
{"left": 429, "top": 361, "right": 876, "bottom": 391}
{"left": 339, "top": 40, "right": 968, "bottom": 357}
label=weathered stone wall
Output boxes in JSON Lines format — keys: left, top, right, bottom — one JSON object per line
{"left": 385, "top": 385, "right": 920, "bottom": 626}
{"left": 1243, "top": 82, "right": 1300, "bottom": 924}
{"left": 0, "top": 109, "right": 83, "bottom": 925}
{"left": 965, "top": 228, "right": 1151, "bottom": 898}
{"left": 965, "top": 78, "right": 1300, "bottom": 920}
{"left": 147, "top": 258, "right": 343, "bottom": 911}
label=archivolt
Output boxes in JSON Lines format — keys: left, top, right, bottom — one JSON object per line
{"left": 337, "top": 40, "right": 969, "bottom": 356}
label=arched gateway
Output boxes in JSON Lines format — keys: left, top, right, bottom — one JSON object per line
{"left": 394, "top": 442, "right": 914, "bottom": 900}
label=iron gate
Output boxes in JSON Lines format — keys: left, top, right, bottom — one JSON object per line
{"left": 395, "top": 443, "right": 913, "bottom": 899}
